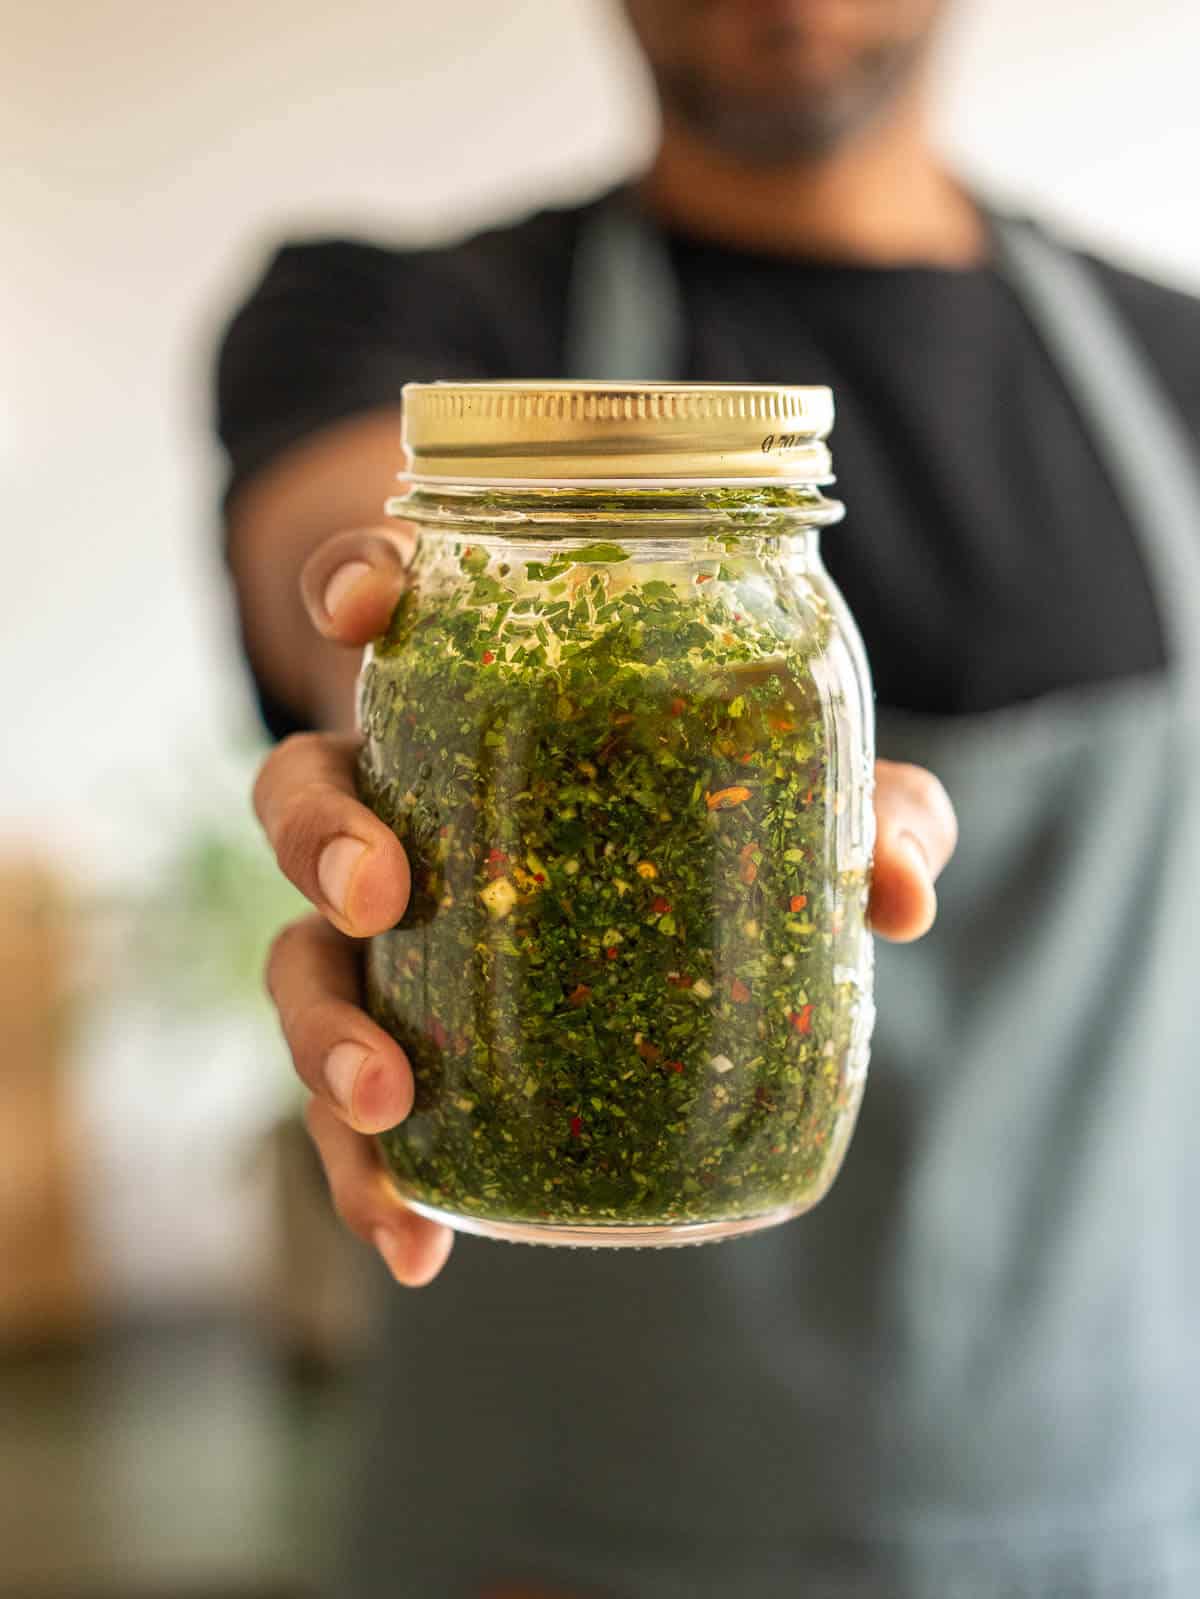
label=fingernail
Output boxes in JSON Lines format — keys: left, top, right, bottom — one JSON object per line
{"left": 318, "top": 836, "right": 367, "bottom": 916}
{"left": 323, "top": 560, "right": 372, "bottom": 618}
{"left": 372, "top": 1225, "right": 406, "bottom": 1282}
{"left": 354, "top": 1058, "right": 406, "bottom": 1130}
{"left": 898, "top": 830, "right": 931, "bottom": 878}
{"left": 325, "top": 1041, "right": 370, "bottom": 1113}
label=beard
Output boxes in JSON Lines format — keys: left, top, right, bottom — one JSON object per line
{"left": 651, "top": 23, "right": 929, "bottom": 164}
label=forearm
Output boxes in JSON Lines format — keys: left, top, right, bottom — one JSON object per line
{"left": 225, "top": 406, "right": 404, "bottom": 732}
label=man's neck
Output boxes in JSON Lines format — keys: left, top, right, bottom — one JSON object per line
{"left": 638, "top": 92, "right": 986, "bottom": 269}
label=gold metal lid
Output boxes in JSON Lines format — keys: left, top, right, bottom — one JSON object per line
{"left": 401, "top": 381, "right": 834, "bottom": 485}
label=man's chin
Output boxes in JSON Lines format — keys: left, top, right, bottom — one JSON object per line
{"left": 666, "top": 83, "right": 881, "bottom": 165}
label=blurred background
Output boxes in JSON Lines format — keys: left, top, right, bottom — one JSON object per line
{"left": 2, "top": 2, "right": 1197, "bottom": 1595}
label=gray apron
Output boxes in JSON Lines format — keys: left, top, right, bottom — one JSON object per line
{"left": 337, "top": 207, "right": 1200, "bottom": 1598}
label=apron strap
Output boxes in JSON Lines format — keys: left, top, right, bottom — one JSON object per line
{"left": 564, "top": 198, "right": 687, "bottom": 382}
{"left": 990, "top": 216, "right": 1200, "bottom": 686}
{"left": 565, "top": 197, "right": 1200, "bottom": 687}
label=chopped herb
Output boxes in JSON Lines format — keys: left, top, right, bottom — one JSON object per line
{"left": 569, "top": 542, "right": 632, "bottom": 565}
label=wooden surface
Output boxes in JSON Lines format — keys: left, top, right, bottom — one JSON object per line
{"left": 0, "top": 858, "right": 90, "bottom": 1345}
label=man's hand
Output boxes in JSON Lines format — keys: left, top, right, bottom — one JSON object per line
{"left": 254, "top": 525, "right": 454, "bottom": 1287}
{"left": 254, "top": 529, "right": 958, "bottom": 1288}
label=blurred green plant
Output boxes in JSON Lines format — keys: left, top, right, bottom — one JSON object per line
{"left": 79, "top": 734, "right": 312, "bottom": 1033}
{"left": 132, "top": 817, "right": 307, "bottom": 1017}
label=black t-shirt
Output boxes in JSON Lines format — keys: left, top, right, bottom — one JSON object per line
{"left": 215, "top": 193, "right": 1200, "bottom": 736}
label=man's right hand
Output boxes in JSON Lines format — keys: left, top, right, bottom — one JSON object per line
{"left": 254, "top": 525, "right": 455, "bottom": 1288}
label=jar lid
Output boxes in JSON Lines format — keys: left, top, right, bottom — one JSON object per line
{"left": 401, "top": 381, "right": 834, "bottom": 486}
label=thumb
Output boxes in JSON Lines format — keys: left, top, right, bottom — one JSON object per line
{"left": 301, "top": 521, "right": 415, "bottom": 646}
{"left": 869, "top": 759, "right": 958, "bottom": 942}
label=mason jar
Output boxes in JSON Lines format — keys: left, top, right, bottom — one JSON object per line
{"left": 356, "top": 382, "right": 875, "bottom": 1247}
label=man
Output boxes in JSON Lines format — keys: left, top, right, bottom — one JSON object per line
{"left": 217, "top": 3, "right": 1200, "bottom": 1595}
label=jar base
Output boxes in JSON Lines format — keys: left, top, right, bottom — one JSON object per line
{"left": 400, "top": 1194, "right": 811, "bottom": 1249}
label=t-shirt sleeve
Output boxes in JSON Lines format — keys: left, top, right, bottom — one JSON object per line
{"left": 213, "top": 235, "right": 505, "bottom": 740}
{"left": 215, "top": 237, "right": 501, "bottom": 506}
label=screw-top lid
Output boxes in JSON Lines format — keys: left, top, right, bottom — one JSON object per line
{"left": 401, "top": 381, "right": 834, "bottom": 486}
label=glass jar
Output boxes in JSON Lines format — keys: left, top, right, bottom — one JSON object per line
{"left": 356, "top": 382, "right": 875, "bottom": 1247}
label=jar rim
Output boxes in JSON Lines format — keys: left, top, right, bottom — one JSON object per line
{"left": 386, "top": 481, "right": 846, "bottom": 534}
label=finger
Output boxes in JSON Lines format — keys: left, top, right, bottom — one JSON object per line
{"left": 266, "top": 913, "right": 413, "bottom": 1132}
{"left": 300, "top": 522, "right": 415, "bottom": 647}
{"left": 306, "top": 1097, "right": 454, "bottom": 1288}
{"left": 869, "top": 759, "right": 958, "bottom": 943}
{"left": 253, "top": 732, "right": 410, "bottom": 936}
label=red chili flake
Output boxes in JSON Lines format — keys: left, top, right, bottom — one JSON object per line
{"left": 651, "top": 896, "right": 672, "bottom": 915}
{"left": 567, "top": 983, "right": 592, "bottom": 1008}
{"left": 706, "top": 785, "right": 752, "bottom": 811}
{"left": 668, "top": 697, "right": 687, "bottom": 717}
{"left": 739, "top": 860, "right": 758, "bottom": 885}
{"left": 487, "top": 848, "right": 507, "bottom": 863}
{"left": 666, "top": 1059, "right": 685, "bottom": 1074}
{"left": 738, "top": 843, "right": 758, "bottom": 861}
{"left": 534, "top": 872, "right": 546, "bottom": 885}
{"left": 803, "top": 787, "right": 814, "bottom": 805}
{"left": 481, "top": 650, "right": 496, "bottom": 665}
{"left": 789, "top": 894, "right": 808, "bottom": 913}
{"left": 428, "top": 1017, "right": 449, "bottom": 1050}
{"left": 605, "top": 946, "right": 619, "bottom": 961}
{"left": 732, "top": 612, "right": 742, "bottom": 621}
{"left": 666, "top": 971, "right": 693, "bottom": 989}
{"left": 738, "top": 752, "right": 756, "bottom": 765}
{"left": 695, "top": 572, "right": 714, "bottom": 584}
{"left": 789, "top": 1004, "right": 814, "bottom": 1034}
{"left": 636, "top": 1038, "right": 662, "bottom": 1064}
{"left": 569, "top": 1116, "right": 583, "bottom": 1139}
{"left": 767, "top": 713, "right": 795, "bottom": 733}
{"left": 730, "top": 978, "right": 751, "bottom": 1004}
{"left": 463, "top": 546, "right": 473, "bottom": 556}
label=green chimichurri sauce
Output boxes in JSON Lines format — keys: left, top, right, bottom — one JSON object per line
{"left": 356, "top": 517, "right": 870, "bottom": 1230}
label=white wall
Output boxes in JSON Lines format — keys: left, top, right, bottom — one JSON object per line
{"left": 3, "top": 0, "right": 1198, "bottom": 876}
